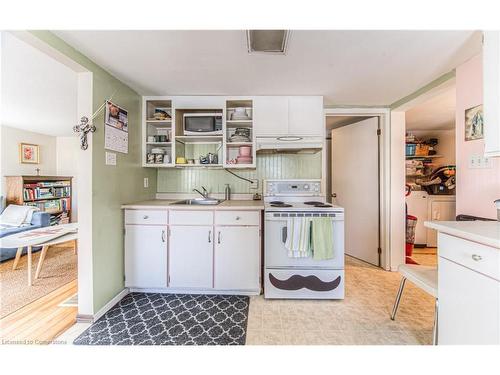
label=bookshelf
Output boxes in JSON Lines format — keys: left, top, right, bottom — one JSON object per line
{"left": 6, "top": 176, "right": 73, "bottom": 226}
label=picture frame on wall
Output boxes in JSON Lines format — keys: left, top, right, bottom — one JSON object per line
{"left": 19, "top": 143, "right": 40, "bottom": 164}
{"left": 465, "top": 104, "right": 484, "bottom": 141}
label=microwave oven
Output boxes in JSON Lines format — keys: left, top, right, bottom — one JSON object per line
{"left": 183, "top": 113, "right": 223, "bottom": 135}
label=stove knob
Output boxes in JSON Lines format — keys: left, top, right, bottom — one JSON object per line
{"left": 304, "top": 184, "right": 309, "bottom": 190}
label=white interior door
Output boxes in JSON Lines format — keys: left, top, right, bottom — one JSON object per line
{"left": 331, "top": 117, "right": 380, "bottom": 266}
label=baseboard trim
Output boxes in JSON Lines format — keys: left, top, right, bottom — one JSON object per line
{"left": 76, "top": 314, "right": 94, "bottom": 323}
{"left": 92, "top": 288, "right": 129, "bottom": 322}
{"left": 128, "top": 287, "right": 260, "bottom": 296}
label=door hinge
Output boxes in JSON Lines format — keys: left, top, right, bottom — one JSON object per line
{"left": 377, "top": 129, "right": 381, "bottom": 136}
{"left": 377, "top": 247, "right": 382, "bottom": 254}
{"left": 259, "top": 229, "right": 262, "bottom": 237}
{"left": 123, "top": 228, "right": 126, "bottom": 235}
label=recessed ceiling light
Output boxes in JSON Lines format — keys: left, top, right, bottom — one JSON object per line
{"left": 246, "top": 30, "right": 290, "bottom": 55}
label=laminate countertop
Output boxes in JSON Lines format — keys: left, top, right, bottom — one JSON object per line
{"left": 121, "top": 199, "right": 265, "bottom": 211}
{"left": 425, "top": 220, "right": 500, "bottom": 249}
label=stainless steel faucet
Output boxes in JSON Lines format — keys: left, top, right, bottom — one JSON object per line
{"left": 193, "top": 186, "right": 209, "bottom": 199}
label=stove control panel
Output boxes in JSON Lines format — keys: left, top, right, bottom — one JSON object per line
{"left": 265, "top": 180, "right": 322, "bottom": 196}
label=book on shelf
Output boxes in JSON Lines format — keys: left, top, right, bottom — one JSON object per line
{"left": 23, "top": 185, "right": 71, "bottom": 200}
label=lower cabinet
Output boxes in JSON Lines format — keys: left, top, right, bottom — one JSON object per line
{"left": 124, "top": 224, "right": 167, "bottom": 288}
{"left": 124, "top": 209, "right": 261, "bottom": 293}
{"left": 214, "top": 226, "right": 260, "bottom": 290}
{"left": 439, "top": 257, "right": 500, "bottom": 344}
{"left": 168, "top": 225, "right": 213, "bottom": 289}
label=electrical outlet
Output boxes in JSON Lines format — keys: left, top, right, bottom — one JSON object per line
{"left": 143, "top": 177, "right": 149, "bottom": 188}
{"left": 250, "top": 179, "right": 259, "bottom": 190}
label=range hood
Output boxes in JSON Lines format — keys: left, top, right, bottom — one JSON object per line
{"left": 256, "top": 136, "right": 323, "bottom": 154}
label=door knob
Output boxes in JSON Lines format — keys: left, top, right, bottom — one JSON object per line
{"left": 332, "top": 193, "right": 337, "bottom": 198}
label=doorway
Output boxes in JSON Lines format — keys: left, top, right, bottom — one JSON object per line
{"left": 0, "top": 31, "right": 92, "bottom": 342}
{"left": 403, "top": 85, "right": 457, "bottom": 266}
{"left": 325, "top": 110, "right": 390, "bottom": 268}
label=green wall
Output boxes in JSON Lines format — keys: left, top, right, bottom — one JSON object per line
{"left": 30, "top": 31, "right": 157, "bottom": 312}
{"left": 158, "top": 153, "right": 322, "bottom": 194}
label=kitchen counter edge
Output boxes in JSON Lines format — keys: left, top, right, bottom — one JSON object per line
{"left": 121, "top": 199, "right": 265, "bottom": 210}
{"left": 424, "top": 220, "right": 500, "bottom": 249}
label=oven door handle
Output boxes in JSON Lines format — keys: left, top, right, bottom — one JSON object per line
{"left": 281, "top": 226, "right": 287, "bottom": 243}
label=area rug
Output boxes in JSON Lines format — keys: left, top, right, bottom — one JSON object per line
{"left": 74, "top": 293, "right": 249, "bottom": 345}
{"left": 0, "top": 246, "right": 77, "bottom": 318}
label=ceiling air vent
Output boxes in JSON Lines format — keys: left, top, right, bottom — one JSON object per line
{"left": 246, "top": 30, "right": 290, "bottom": 54}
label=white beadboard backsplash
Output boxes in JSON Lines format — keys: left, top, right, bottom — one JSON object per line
{"left": 157, "top": 153, "right": 322, "bottom": 193}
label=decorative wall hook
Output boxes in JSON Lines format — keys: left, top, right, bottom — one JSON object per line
{"left": 73, "top": 116, "right": 96, "bottom": 150}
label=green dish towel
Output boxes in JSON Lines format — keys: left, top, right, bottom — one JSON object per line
{"left": 311, "top": 217, "right": 334, "bottom": 260}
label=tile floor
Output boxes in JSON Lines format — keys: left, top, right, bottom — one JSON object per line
{"left": 246, "top": 256, "right": 435, "bottom": 345}
{"left": 57, "top": 255, "right": 436, "bottom": 345}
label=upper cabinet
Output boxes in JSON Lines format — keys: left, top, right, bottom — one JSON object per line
{"left": 288, "top": 96, "right": 324, "bottom": 136}
{"left": 141, "top": 95, "right": 325, "bottom": 169}
{"left": 253, "top": 96, "right": 289, "bottom": 136}
{"left": 253, "top": 96, "right": 324, "bottom": 137}
{"left": 483, "top": 31, "right": 500, "bottom": 157}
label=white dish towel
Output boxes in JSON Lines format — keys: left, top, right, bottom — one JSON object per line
{"left": 285, "top": 217, "right": 312, "bottom": 258}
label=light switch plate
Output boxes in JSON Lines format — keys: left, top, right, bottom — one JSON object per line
{"left": 105, "top": 152, "right": 116, "bottom": 166}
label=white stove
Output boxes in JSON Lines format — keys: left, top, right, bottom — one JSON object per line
{"left": 263, "top": 179, "right": 345, "bottom": 299}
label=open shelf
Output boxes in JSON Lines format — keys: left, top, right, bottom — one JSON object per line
{"left": 175, "top": 135, "right": 223, "bottom": 144}
{"left": 175, "top": 164, "right": 223, "bottom": 168}
{"left": 146, "top": 120, "right": 172, "bottom": 124}
{"left": 406, "top": 155, "right": 443, "bottom": 159}
{"left": 226, "top": 142, "right": 254, "bottom": 147}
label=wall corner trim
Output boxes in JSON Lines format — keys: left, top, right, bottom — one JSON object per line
{"left": 390, "top": 70, "right": 456, "bottom": 110}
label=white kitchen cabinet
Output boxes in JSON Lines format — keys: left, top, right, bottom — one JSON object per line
{"left": 439, "top": 256, "right": 499, "bottom": 344}
{"left": 288, "top": 96, "right": 324, "bottom": 136}
{"left": 253, "top": 96, "right": 324, "bottom": 137}
{"left": 253, "top": 96, "right": 289, "bottom": 136}
{"left": 124, "top": 225, "right": 167, "bottom": 288}
{"left": 483, "top": 31, "right": 500, "bottom": 157}
{"left": 214, "top": 226, "right": 260, "bottom": 290}
{"left": 168, "top": 225, "right": 213, "bottom": 289}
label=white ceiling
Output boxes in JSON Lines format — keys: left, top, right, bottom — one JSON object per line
{"left": 53, "top": 30, "right": 482, "bottom": 105}
{"left": 405, "top": 86, "right": 456, "bottom": 130}
{"left": 1, "top": 32, "right": 78, "bottom": 136}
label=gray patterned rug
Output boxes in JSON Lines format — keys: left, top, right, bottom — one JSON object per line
{"left": 74, "top": 293, "right": 249, "bottom": 345}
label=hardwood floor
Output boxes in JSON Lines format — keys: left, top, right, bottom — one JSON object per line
{"left": 0, "top": 280, "right": 77, "bottom": 344}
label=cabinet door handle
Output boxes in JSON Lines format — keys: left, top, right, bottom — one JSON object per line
{"left": 143, "top": 215, "right": 149, "bottom": 219}
{"left": 161, "top": 230, "right": 166, "bottom": 243}
{"left": 472, "top": 254, "right": 482, "bottom": 261}
{"left": 218, "top": 231, "right": 221, "bottom": 244}
{"left": 235, "top": 216, "right": 241, "bottom": 221}
{"left": 208, "top": 230, "right": 212, "bottom": 243}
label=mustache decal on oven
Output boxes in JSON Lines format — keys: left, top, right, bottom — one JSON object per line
{"left": 268, "top": 273, "right": 341, "bottom": 292}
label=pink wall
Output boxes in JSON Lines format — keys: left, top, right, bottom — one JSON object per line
{"left": 456, "top": 53, "right": 500, "bottom": 219}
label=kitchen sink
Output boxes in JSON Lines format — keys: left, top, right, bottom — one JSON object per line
{"left": 172, "top": 198, "right": 223, "bottom": 206}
